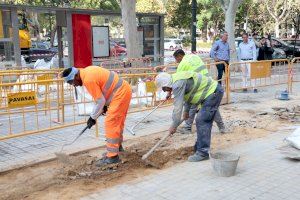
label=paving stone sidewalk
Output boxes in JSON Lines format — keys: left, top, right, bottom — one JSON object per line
{"left": 81, "top": 129, "right": 300, "bottom": 200}
{"left": 0, "top": 107, "right": 172, "bottom": 172}
{"left": 0, "top": 83, "right": 299, "bottom": 173}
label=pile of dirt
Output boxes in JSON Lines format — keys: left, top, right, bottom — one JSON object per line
{"left": 273, "top": 106, "right": 300, "bottom": 122}
{"left": 58, "top": 146, "right": 194, "bottom": 181}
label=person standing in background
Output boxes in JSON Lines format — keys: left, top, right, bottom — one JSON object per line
{"left": 252, "top": 33, "right": 261, "bottom": 59}
{"left": 257, "top": 37, "right": 274, "bottom": 61}
{"left": 238, "top": 33, "right": 257, "bottom": 93}
{"left": 210, "top": 31, "right": 230, "bottom": 85}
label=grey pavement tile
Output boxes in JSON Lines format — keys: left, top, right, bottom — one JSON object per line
{"left": 78, "top": 130, "right": 300, "bottom": 199}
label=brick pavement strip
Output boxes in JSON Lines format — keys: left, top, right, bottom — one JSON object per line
{"left": 0, "top": 107, "right": 172, "bottom": 172}
{"left": 81, "top": 130, "right": 300, "bottom": 200}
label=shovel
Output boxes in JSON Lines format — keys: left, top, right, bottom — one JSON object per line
{"left": 55, "top": 125, "right": 89, "bottom": 164}
{"left": 142, "top": 119, "right": 184, "bottom": 166}
{"left": 127, "top": 99, "right": 167, "bottom": 135}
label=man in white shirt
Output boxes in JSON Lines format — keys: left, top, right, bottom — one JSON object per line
{"left": 238, "top": 33, "right": 257, "bottom": 93}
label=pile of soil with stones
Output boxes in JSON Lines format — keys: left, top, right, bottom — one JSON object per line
{"left": 273, "top": 105, "right": 300, "bottom": 122}
{"left": 58, "top": 146, "right": 194, "bottom": 181}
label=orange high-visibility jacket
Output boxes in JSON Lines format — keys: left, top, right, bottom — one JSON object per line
{"left": 80, "top": 66, "right": 124, "bottom": 119}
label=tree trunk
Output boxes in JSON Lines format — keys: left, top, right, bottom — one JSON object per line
{"left": 50, "top": 26, "right": 57, "bottom": 47}
{"left": 275, "top": 20, "right": 280, "bottom": 38}
{"left": 243, "top": 15, "right": 248, "bottom": 32}
{"left": 203, "top": 22, "right": 208, "bottom": 42}
{"left": 225, "top": 6, "right": 238, "bottom": 62}
{"left": 31, "top": 12, "right": 41, "bottom": 41}
{"left": 120, "top": 0, "right": 141, "bottom": 58}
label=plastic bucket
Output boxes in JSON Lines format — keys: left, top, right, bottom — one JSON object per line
{"left": 280, "top": 91, "right": 289, "bottom": 100}
{"left": 210, "top": 152, "right": 240, "bottom": 177}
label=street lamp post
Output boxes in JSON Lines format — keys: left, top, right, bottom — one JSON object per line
{"left": 191, "top": 0, "right": 197, "bottom": 52}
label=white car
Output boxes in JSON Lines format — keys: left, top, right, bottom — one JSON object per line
{"left": 164, "top": 38, "right": 182, "bottom": 51}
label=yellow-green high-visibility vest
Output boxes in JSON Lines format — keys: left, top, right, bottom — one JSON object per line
{"left": 177, "top": 54, "right": 208, "bottom": 76}
{"left": 172, "top": 71, "right": 217, "bottom": 105}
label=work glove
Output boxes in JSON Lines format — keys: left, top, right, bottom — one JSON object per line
{"left": 102, "top": 106, "right": 108, "bottom": 116}
{"left": 166, "top": 91, "right": 172, "bottom": 100}
{"left": 169, "top": 126, "right": 176, "bottom": 135}
{"left": 87, "top": 117, "right": 96, "bottom": 129}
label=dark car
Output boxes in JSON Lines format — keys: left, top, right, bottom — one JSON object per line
{"left": 271, "top": 38, "right": 300, "bottom": 58}
{"left": 25, "top": 41, "right": 57, "bottom": 63}
{"left": 282, "top": 38, "right": 300, "bottom": 47}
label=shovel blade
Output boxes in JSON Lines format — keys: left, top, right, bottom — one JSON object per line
{"left": 55, "top": 152, "right": 71, "bottom": 164}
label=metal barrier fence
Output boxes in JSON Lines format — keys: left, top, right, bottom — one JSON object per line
{"left": 228, "top": 59, "right": 290, "bottom": 92}
{"left": 291, "top": 57, "right": 300, "bottom": 92}
{"left": 3, "top": 58, "right": 297, "bottom": 141}
{"left": 0, "top": 70, "right": 172, "bottom": 140}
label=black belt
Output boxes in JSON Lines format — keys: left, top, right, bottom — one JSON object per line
{"left": 241, "top": 59, "right": 252, "bottom": 61}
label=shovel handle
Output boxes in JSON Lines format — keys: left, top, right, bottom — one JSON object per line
{"left": 69, "top": 125, "right": 89, "bottom": 145}
{"left": 142, "top": 119, "right": 184, "bottom": 160}
{"left": 132, "top": 99, "right": 166, "bottom": 130}
{"left": 142, "top": 133, "right": 170, "bottom": 160}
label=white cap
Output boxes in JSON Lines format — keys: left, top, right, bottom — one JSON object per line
{"left": 155, "top": 72, "right": 172, "bottom": 88}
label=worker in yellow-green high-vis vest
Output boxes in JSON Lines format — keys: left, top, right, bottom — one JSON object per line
{"left": 169, "top": 49, "right": 226, "bottom": 134}
{"left": 155, "top": 71, "right": 223, "bottom": 162}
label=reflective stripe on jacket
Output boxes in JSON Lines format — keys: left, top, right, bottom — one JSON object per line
{"left": 80, "top": 66, "right": 123, "bottom": 119}
{"left": 172, "top": 71, "right": 217, "bottom": 105}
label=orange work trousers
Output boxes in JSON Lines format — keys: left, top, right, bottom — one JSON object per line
{"left": 105, "top": 81, "right": 132, "bottom": 157}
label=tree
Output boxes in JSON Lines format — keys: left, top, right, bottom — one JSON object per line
{"left": 265, "top": 0, "right": 292, "bottom": 38}
{"left": 169, "top": 0, "right": 192, "bottom": 30}
{"left": 136, "top": 0, "right": 165, "bottom": 13}
{"left": 99, "top": 0, "right": 120, "bottom": 10}
{"left": 216, "top": 0, "right": 244, "bottom": 61}
{"left": 197, "top": 0, "right": 224, "bottom": 41}
{"left": 120, "top": 0, "right": 141, "bottom": 58}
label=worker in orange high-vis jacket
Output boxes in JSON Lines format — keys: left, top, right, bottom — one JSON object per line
{"left": 61, "top": 66, "right": 132, "bottom": 167}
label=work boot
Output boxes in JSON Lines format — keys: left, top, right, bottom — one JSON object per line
{"left": 218, "top": 124, "right": 229, "bottom": 134}
{"left": 219, "top": 127, "right": 228, "bottom": 134}
{"left": 188, "top": 152, "right": 209, "bottom": 162}
{"left": 177, "top": 126, "right": 192, "bottom": 134}
{"left": 95, "top": 155, "right": 120, "bottom": 167}
{"left": 216, "top": 121, "right": 228, "bottom": 134}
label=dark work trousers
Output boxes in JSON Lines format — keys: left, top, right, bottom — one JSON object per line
{"left": 216, "top": 61, "right": 229, "bottom": 85}
{"left": 194, "top": 84, "right": 224, "bottom": 156}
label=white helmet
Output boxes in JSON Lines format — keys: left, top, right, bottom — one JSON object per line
{"left": 155, "top": 72, "right": 172, "bottom": 88}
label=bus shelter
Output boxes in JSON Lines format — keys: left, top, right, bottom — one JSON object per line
{"left": 0, "top": 4, "right": 164, "bottom": 68}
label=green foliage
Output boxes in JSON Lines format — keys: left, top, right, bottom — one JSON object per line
{"left": 136, "top": 0, "right": 164, "bottom": 13}
{"left": 11, "top": 0, "right": 120, "bottom": 10}
{"left": 99, "top": 0, "right": 120, "bottom": 11}
{"left": 168, "top": 0, "right": 192, "bottom": 29}
{"left": 196, "top": 0, "right": 224, "bottom": 29}
{"left": 167, "top": 0, "right": 224, "bottom": 39}
{"left": 182, "top": 35, "right": 192, "bottom": 46}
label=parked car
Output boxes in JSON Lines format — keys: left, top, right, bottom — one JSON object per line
{"left": 32, "top": 41, "right": 50, "bottom": 49}
{"left": 271, "top": 38, "right": 300, "bottom": 58}
{"left": 164, "top": 38, "right": 182, "bottom": 51}
{"left": 281, "top": 38, "right": 300, "bottom": 47}
{"left": 25, "top": 41, "right": 57, "bottom": 63}
{"left": 235, "top": 37, "right": 286, "bottom": 59}
{"left": 110, "top": 41, "right": 127, "bottom": 56}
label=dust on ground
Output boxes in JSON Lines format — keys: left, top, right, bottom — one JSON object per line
{"left": 0, "top": 102, "right": 298, "bottom": 200}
